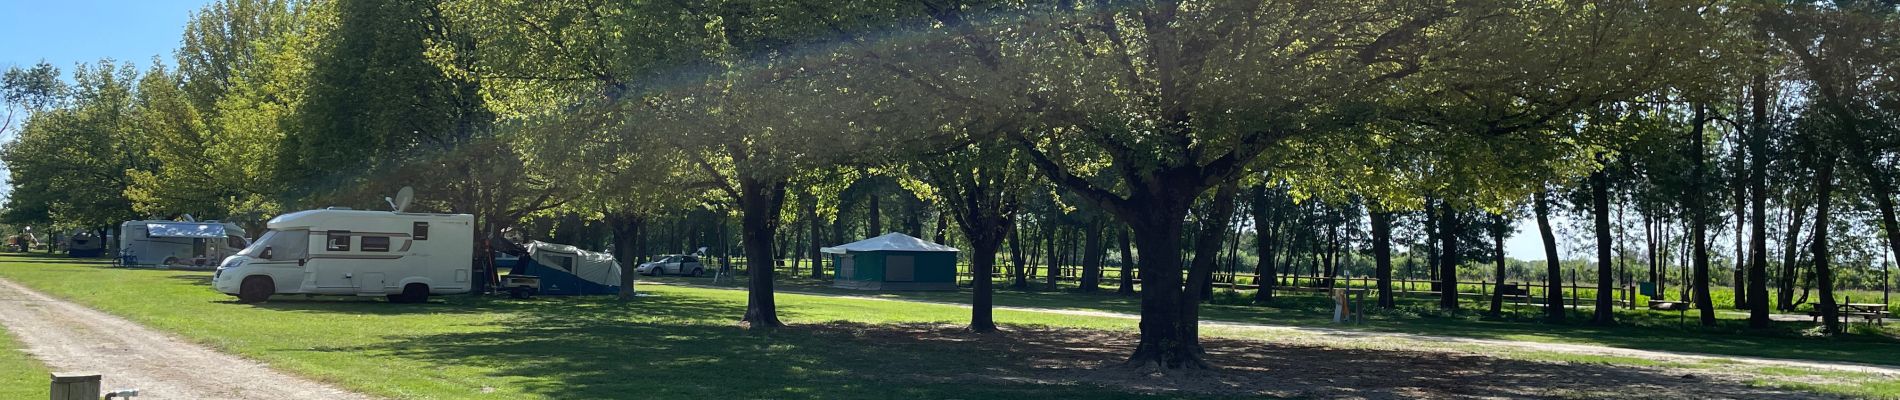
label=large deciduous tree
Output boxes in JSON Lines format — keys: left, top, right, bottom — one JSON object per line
{"left": 918, "top": 139, "right": 1024, "bottom": 332}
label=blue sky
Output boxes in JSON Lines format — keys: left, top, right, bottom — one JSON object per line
{"left": 1, "top": 0, "right": 211, "bottom": 72}
{"left": 0, "top": 0, "right": 211, "bottom": 202}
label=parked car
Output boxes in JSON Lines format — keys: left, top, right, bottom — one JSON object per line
{"left": 636, "top": 254, "right": 705, "bottom": 276}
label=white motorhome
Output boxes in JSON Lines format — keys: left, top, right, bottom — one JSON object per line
{"left": 213, "top": 208, "right": 475, "bottom": 303}
{"left": 119, "top": 220, "right": 250, "bottom": 268}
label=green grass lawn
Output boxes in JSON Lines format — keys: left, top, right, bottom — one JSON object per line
{"left": 0, "top": 325, "right": 50, "bottom": 399}
{"left": 670, "top": 272, "right": 1900, "bottom": 367}
{"left": 3, "top": 254, "right": 1896, "bottom": 399}
{"left": 0, "top": 255, "right": 1189, "bottom": 400}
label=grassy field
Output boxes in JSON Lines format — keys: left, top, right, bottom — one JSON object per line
{"left": 0, "top": 325, "right": 49, "bottom": 399}
{"left": 667, "top": 272, "right": 1900, "bottom": 367}
{"left": 2, "top": 254, "right": 1896, "bottom": 399}
{"left": 0, "top": 256, "right": 1189, "bottom": 400}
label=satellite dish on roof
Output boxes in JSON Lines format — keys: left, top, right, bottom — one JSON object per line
{"left": 386, "top": 186, "right": 415, "bottom": 212}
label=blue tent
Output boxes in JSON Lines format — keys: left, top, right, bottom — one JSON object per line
{"left": 507, "top": 241, "right": 623, "bottom": 296}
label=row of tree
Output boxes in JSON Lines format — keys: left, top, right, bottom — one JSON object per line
{"left": 4, "top": 0, "right": 1897, "bottom": 370}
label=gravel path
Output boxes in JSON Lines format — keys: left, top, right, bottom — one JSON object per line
{"left": 0, "top": 277, "right": 376, "bottom": 400}
{"left": 648, "top": 280, "right": 1900, "bottom": 377}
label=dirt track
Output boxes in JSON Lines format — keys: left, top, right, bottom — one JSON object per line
{"left": 0, "top": 277, "right": 375, "bottom": 400}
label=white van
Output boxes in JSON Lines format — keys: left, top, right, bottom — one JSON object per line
{"left": 213, "top": 208, "right": 475, "bottom": 303}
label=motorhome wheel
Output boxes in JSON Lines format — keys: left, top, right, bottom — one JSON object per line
{"left": 237, "top": 276, "right": 273, "bottom": 303}
{"left": 394, "top": 283, "right": 430, "bottom": 303}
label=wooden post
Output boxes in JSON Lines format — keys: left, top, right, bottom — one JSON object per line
{"left": 50, "top": 373, "right": 100, "bottom": 400}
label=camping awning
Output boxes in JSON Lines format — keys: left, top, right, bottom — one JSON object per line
{"left": 144, "top": 222, "right": 228, "bottom": 239}
{"left": 526, "top": 241, "right": 618, "bottom": 264}
{"left": 821, "top": 232, "right": 960, "bottom": 254}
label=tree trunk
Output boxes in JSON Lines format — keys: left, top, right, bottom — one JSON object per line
{"left": 1536, "top": 189, "right": 1564, "bottom": 323}
{"left": 1371, "top": 210, "right": 1394, "bottom": 308}
{"left": 1747, "top": 69, "right": 1771, "bottom": 326}
{"left": 1779, "top": 194, "right": 1808, "bottom": 311}
{"left": 1191, "top": 184, "right": 1239, "bottom": 302}
{"left": 737, "top": 176, "right": 788, "bottom": 329}
{"left": 1081, "top": 221, "right": 1105, "bottom": 292}
{"left": 809, "top": 200, "right": 825, "bottom": 279}
{"left": 1438, "top": 203, "right": 1462, "bottom": 310}
{"left": 1733, "top": 163, "right": 1747, "bottom": 311}
{"left": 610, "top": 214, "right": 645, "bottom": 301}
{"left": 1045, "top": 219, "right": 1059, "bottom": 291}
{"left": 968, "top": 235, "right": 1001, "bottom": 332}
{"left": 1617, "top": 200, "right": 1632, "bottom": 310}
{"left": 868, "top": 193, "right": 882, "bottom": 236}
{"left": 1689, "top": 105, "right": 1716, "bottom": 326}
{"left": 784, "top": 223, "right": 799, "bottom": 277}
{"left": 1118, "top": 226, "right": 1137, "bottom": 296}
{"left": 935, "top": 211, "right": 949, "bottom": 244}
{"left": 1121, "top": 184, "right": 1230, "bottom": 370}
{"left": 1126, "top": 217, "right": 1202, "bottom": 369}
{"left": 1425, "top": 203, "right": 1441, "bottom": 290}
{"left": 1591, "top": 169, "right": 1616, "bottom": 325}
{"left": 1489, "top": 214, "right": 1507, "bottom": 317}
{"left": 1813, "top": 157, "right": 1841, "bottom": 335}
{"left": 1646, "top": 212, "right": 1661, "bottom": 301}
{"left": 1009, "top": 220, "right": 1027, "bottom": 288}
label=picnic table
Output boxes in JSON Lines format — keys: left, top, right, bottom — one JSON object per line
{"left": 1844, "top": 303, "right": 1888, "bottom": 326}
{"left": 1807, "top": 303, "right": 1888, "bottom": 326}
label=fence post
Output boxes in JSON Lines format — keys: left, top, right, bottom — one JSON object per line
{"left": 50, "top": 372, "right": 100, "bottom": 400}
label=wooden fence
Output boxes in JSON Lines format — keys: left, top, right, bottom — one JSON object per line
{"left": 746, "top": 258, "right": 1642, "bottom": 308}
{"left": 944, "top": 266, "right": 1641, "bottom": 308}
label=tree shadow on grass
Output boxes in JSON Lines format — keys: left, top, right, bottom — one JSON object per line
{"left": 166, "top": 273, "right": 212, "bottom": 286}
{"left": 304, "top": 289, "right": 1827, "bottom": 400}
{"left": 669, "top": 276, "right": 1900, "bottom": 367}
{"left": 315, "top": 293, "right": 1175, "bottom": 400}
{"left": 1087, "top": 290, "right": 1900, "bottom": 368}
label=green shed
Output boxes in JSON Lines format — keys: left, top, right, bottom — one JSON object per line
{"left": 823, "top": 232, "right": 960, "bottom": 291}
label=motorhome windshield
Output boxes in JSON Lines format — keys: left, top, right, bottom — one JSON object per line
{"left": 239, "top": 230, "right": 309, "bottom": 260}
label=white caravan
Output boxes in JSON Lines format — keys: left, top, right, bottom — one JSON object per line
{"left": 119, "top": 220, "right": 250, "bottom": 268}
{"left": 213, "top": 208, "right": 475, "bottom": 303}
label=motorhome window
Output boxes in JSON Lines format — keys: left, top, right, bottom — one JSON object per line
{"left": 327, "top": 231, "right": 352, "bottom": 251}
{"left": 227, "top": 235, "right": 247, "bottom": 249}
{"left": 240, "top": 230, "right": 308, "bottom": 260}
{"left": 362, "top": 236, "right": 391, "bottom": 252}
{"left": 413, "top": 222, "right": 429, "bottom": 240}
